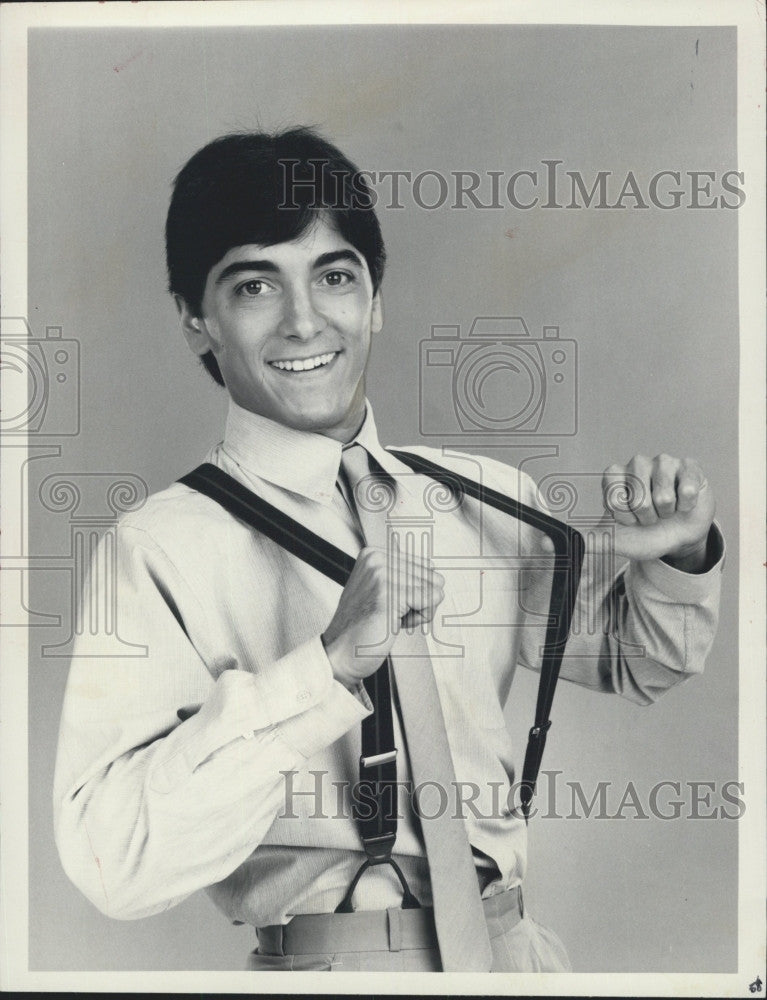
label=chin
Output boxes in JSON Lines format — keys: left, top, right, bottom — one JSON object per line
{"left": 276, "top": 402, "right": 332, "bottom": 424}
{"left": 292, "top": 401, "right": 362, "bottom": 436}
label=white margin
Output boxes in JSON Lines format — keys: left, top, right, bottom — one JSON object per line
{"left": 0, "top": 1, "right": 764, "bottom": 996}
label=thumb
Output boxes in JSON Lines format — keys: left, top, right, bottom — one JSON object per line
{"left": 538, "top": 534, "right": 555, "bottom": 555}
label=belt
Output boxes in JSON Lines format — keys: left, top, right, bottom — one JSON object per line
{"left": 257, "top": 885, "right": 524, "bottom": 957}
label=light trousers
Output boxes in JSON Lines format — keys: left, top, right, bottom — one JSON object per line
{"left": 246, "top": 887, "right": 571, "bottom": 973}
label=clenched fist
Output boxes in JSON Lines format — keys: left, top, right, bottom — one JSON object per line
{"left": 322, "top": 545, "right": 445, "bottom": 689}
{"left": 601, "top": 453, "right": 716, "bottom": 570}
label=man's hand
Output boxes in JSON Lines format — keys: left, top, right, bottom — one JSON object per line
{"left": 601, "top": 454, "right": 715, "bottom": 571}
{"left": 322, "top": 546, "right": 445, "bottom": 689}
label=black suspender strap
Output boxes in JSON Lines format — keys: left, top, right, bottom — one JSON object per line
{"left": 178, "top": 463, "right": 410, "bottom": 910}
{"left": 179, "top": 462, "right": 355, "bottom": 586}
{"left": 179, "top": 450, "right": 583, "bottom": 875}
{"left": 387, "top": 450, "right": 585, "bottom": 818}
{"left": 335, "top": 653, "right": 421, "bottom": 912}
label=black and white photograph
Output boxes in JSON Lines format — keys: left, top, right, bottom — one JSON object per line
{"left": 0, "top": 1, "right": 764, "bottom": 994}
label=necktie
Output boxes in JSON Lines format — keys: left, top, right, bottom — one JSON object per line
{"left": 340, "top": 443, "right": 494, "bottom": 972}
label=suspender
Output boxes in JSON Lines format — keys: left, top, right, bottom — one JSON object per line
{"left": 177, "top": 462, "right": 412, "bottom": 909}
{"left": 389, "top": 450, "right": 585, "bottom": 817}
{"left": 178, "top": 452, "right": 583, "bottom": 908}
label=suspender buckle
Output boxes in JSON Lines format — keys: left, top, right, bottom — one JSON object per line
{"left": 362, "top": 832, "right": 396, "bottom": 861}
{"left": 529, "top": 720, "right": 552, "bottom": 741}
{"left": 359, "top": 748, "right": 398, "bottom": 769}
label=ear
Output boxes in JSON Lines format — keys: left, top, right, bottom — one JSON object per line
{"left": 174, "top": 295, "right": 217, "bottom": 358}
{"left": 371, "top": 289, "right": 383, "bottom": 334}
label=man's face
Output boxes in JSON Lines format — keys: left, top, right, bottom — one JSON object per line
{"left": 182, "top": 214, "right": 383, "bottom": 443}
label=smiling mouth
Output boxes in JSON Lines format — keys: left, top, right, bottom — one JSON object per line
{"left": 269, "top": 351, "right": 339, "bottom": 373}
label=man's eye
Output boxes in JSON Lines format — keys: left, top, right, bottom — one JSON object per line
{"left": 320, "top": 270, "right": 353, "bottom": 288}
{"left": 236, "top": 279, "right": 269, "bottom": 297}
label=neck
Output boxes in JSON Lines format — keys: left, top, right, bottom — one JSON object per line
{"left": 318, "top": 392, "right": 368, "bottom": 444}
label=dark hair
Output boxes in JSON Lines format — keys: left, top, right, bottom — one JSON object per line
{"left": 165, "top": 126, "right": 386, "bottom": 385}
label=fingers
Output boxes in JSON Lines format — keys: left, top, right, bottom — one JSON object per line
{"left": 400, "top": 549, "right": 444, "bottom": 620}
{"left": 176, "top": 704, "right": 202, "bottom": 722}
{"left": 676, "top": 458, "right": 706, "bottom": 513}
{"left": 650, "top": 453, "right": 678, "bottom": 519}
{"left": 603, "top": 454, "right": 706, "bottom": 525}
{"left": 356, "top": 545, "right": 445, "bottom": 621}
{"left": 355, "top": 545, "right": 434, "bottom": 575}
{"left": 402, "top": 607, "right": 432, "bottom": 629}
{"left": 626, "top": 454, "right": 657, "bottom": 525}
{"left": 538, "top": 534, "right": 555, "bottom": 554}
{"left": 603, "top": 461, "right": 647, "bottom": 526}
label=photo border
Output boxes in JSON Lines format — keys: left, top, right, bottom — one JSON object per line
{"left": 1, "top": 1, "right": 764, "bottom": 995}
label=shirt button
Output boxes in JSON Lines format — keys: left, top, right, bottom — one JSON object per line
{"left": 297, "top": 690, "right": 311, "bottom": 704}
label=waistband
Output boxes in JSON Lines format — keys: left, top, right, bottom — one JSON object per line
{"left": 257, "top": 885, "right": 524, "bottom": 956}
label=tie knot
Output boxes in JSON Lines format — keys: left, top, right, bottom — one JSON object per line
{"left": 340, "top": 442, "right": 371, "bottom": 485}
{"left": 340, "top": 444, "right": 380, "bottom": 505}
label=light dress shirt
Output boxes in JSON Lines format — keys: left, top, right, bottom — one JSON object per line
{"left": 53, "top": 400, "right": 724, "bottom": 928}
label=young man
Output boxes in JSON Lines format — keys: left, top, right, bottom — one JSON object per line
{"left": 53, "top": 127, "right": 723, "bottom": 973}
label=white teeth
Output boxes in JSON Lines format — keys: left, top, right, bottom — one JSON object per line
{"left": 272, "top": 352, "right": 336, "bottom": 372}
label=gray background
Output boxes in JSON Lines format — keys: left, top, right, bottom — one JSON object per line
{"left": 27, "top": 25, "right": 738, "bottom": 972}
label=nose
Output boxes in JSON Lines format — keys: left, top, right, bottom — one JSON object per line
{"left": 278, "top": 284, "right": 327, "bottom": 342}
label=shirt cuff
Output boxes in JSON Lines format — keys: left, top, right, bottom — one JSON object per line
{"left": 164, "top": 637, "right": 373, "bottom": 778}
{"left": 275, "top": 676, "right": 373, "bottom": 760}
{"left": 631, "top": 521, "right": 725, "bottom": 602}
{"left": 250, "top": 634, "right": 340, "bottom": 725}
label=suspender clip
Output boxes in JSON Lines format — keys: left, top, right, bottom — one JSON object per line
{"left": 529, "top": 720, "right": 552, "bottom": 741}
{"left": 360, "top": 748, "right": 398, "bottom": 769}
{"left": 362, "top": 832, "right": 396, "bottom": 861}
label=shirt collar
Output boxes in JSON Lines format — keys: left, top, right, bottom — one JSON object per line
{"left": 222, "top": 398, "right": 404, "bottom": 506}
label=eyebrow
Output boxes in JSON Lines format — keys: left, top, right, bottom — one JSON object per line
{"left": 214, "top": 249, "right": 365, "bottom": 285}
